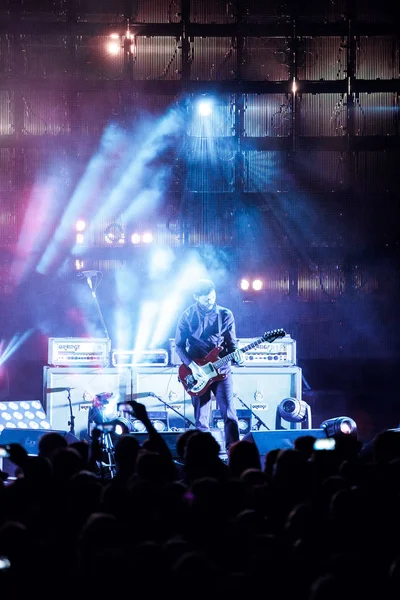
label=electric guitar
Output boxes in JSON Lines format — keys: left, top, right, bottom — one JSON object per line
{"left": 178, "top": 328, "right": 286, "bottom": 397}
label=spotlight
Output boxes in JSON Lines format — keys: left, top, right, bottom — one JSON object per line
{"left": 197, "top": 98, "right": 213, "bottom": 117}
{"left": 240, "top": 279, "right": 250, "bottom": 291}
{"left": 142, "top": 232, "right": 153, "bottom": 244}
{"left": 75, "top": 220, "right": 86, "bottom": 232}
{"left": 105, "top": 223, "right": 124, "bottom": 245}
{"left": 320, "top": 417, "right": 357, "bottom": 438}
{"left": 131, "top": 233, "right": 141, "bottom": 244}
{"left": 111, "top": 417, "right": 133, "bottom": 435}
{"left": 252, "top": 279, "right": 263, "bottom": 291}
{"left": 276, "top": 397, "right": 312, "bottom": 429}
{"left": 107, "top": 34, "right": 121, "bottom": 55}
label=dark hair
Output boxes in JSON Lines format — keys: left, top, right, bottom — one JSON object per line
{"left": 193, "top": 279, "right": 215, "bottom": 297}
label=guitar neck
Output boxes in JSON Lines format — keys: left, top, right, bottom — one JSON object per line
{"left": 213, "top": 336, "right": 268, "bottom": 369}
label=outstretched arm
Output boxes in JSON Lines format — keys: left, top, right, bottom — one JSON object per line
{"left": 124, "top": 401, "right": 174, "bottom": 461}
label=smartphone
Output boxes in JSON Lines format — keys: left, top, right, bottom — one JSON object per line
{"left": 313, "top": 438, "right": 336, "bottom": 451}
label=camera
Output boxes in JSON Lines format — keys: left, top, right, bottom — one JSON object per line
{"left": 313, "top": 438, "right": 336, "bottom": 451}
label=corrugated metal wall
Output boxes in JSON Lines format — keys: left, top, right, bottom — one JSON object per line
{"left": 0, "top": 2, "right": 398, "bottom": 357}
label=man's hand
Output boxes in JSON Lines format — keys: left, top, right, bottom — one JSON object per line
{"left": 233, "top": 349, "right": 245, "bottom": 366}
{"left": 5, "top": 443, "right": 28, "bottom": 468}
{"left": 189, "top": 361, "right": 206, "bottom": 380}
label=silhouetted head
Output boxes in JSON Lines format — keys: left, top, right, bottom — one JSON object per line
{"left": 38, "top": 431, "right": 68, "bottom": 460}
{"left": 113, "top": 433, "right": 140, "bottom": 472}
{"left": 176, "top": 429, "right": 200, "bottom": 460}
{"left": 372, "top": 429, "right": 400, "bottom": 464}
{"left": 228, "top": 439, "right": 262, "bottom": 477}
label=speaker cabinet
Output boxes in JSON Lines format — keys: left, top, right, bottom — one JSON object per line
{"left": 230, "top": 365, "right": 303, "bottom": 431}
{"left": 130, "top": 367, "right": 194, "bottom": 430}
{"left": 130, "top": 366, "right": 303, "bottom": 432}
{"left": 43, "top": 367, "right": 132, "bottom": 440}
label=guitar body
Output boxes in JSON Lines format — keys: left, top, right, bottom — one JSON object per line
{"left": 178, "top": 347, "right": 227, "bottom": 397}
{"left": 177, "top": 328, "right": 286, "bottom": 398}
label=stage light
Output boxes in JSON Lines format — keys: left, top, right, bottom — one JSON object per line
{"left": 0, "top": 400, "right": 51, "bottom": 430}
{"left": 142, "top": 232, "right": 153, "bottom": 244}
{"left": 105, "top": 223, "right": 124, "bottom": 245}
{"left": 111, "top": 417, "right": 133, "bottom": 435}
{"left": 75, "top": 220, "right": 86, "bottom": 232}
{"left": 320, "top": 416, "right": 358, "bottom": 438}
{"left": 76, "top": 233, "right": 84, "bottom": 244}
{"left": 131, "top": 233, "right": 141, "bottom": 244}
{"left": 75, "top": 259, "right": 84, "bottom": 270}
{"left": 276, "top": 397, "right": 312, "bottom": 429}
{"left": 240, "top": 279, "right": 250, "bottom": 291}
{"left": 107, "top": 34, "right": 121, "bottom": 56}
{"left": 197, "top": 98, "right": 213, "bottom": 117}
{"left": 252, "top": 279, "right": 263, "bottom": 291}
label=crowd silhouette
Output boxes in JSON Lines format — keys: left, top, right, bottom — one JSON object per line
{"left": 1, "top": 403, "right": 400, "bottom": 600}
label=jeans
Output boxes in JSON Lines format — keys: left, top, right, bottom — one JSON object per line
{"left": 191, "top": 372, "right": 239, "bottom": 450}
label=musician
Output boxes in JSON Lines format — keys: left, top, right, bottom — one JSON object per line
{"left": 174, "top": 278, "right": 244, "bottom": 453}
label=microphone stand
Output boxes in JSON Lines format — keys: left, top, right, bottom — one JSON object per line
{"left": 66, "top": 388, "right": 75, "bottom": 436}
{"left": 234, "top": 393, "right": 270, "bottom": 431}
{"left": 150, "top": 392, "right": 195, "bottom": 429}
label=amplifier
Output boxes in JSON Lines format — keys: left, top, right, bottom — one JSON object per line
{"left": 48, "top": 337, "right": 111, "bottom": 367}
{"left": 169, "top": 334, "right": 296, "bottom": 366}
{"left": 112, "top": 349, "right": 168, "bottom": 367}
{"left": 238, "top": 334, "right": 296, "bottom": 366}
